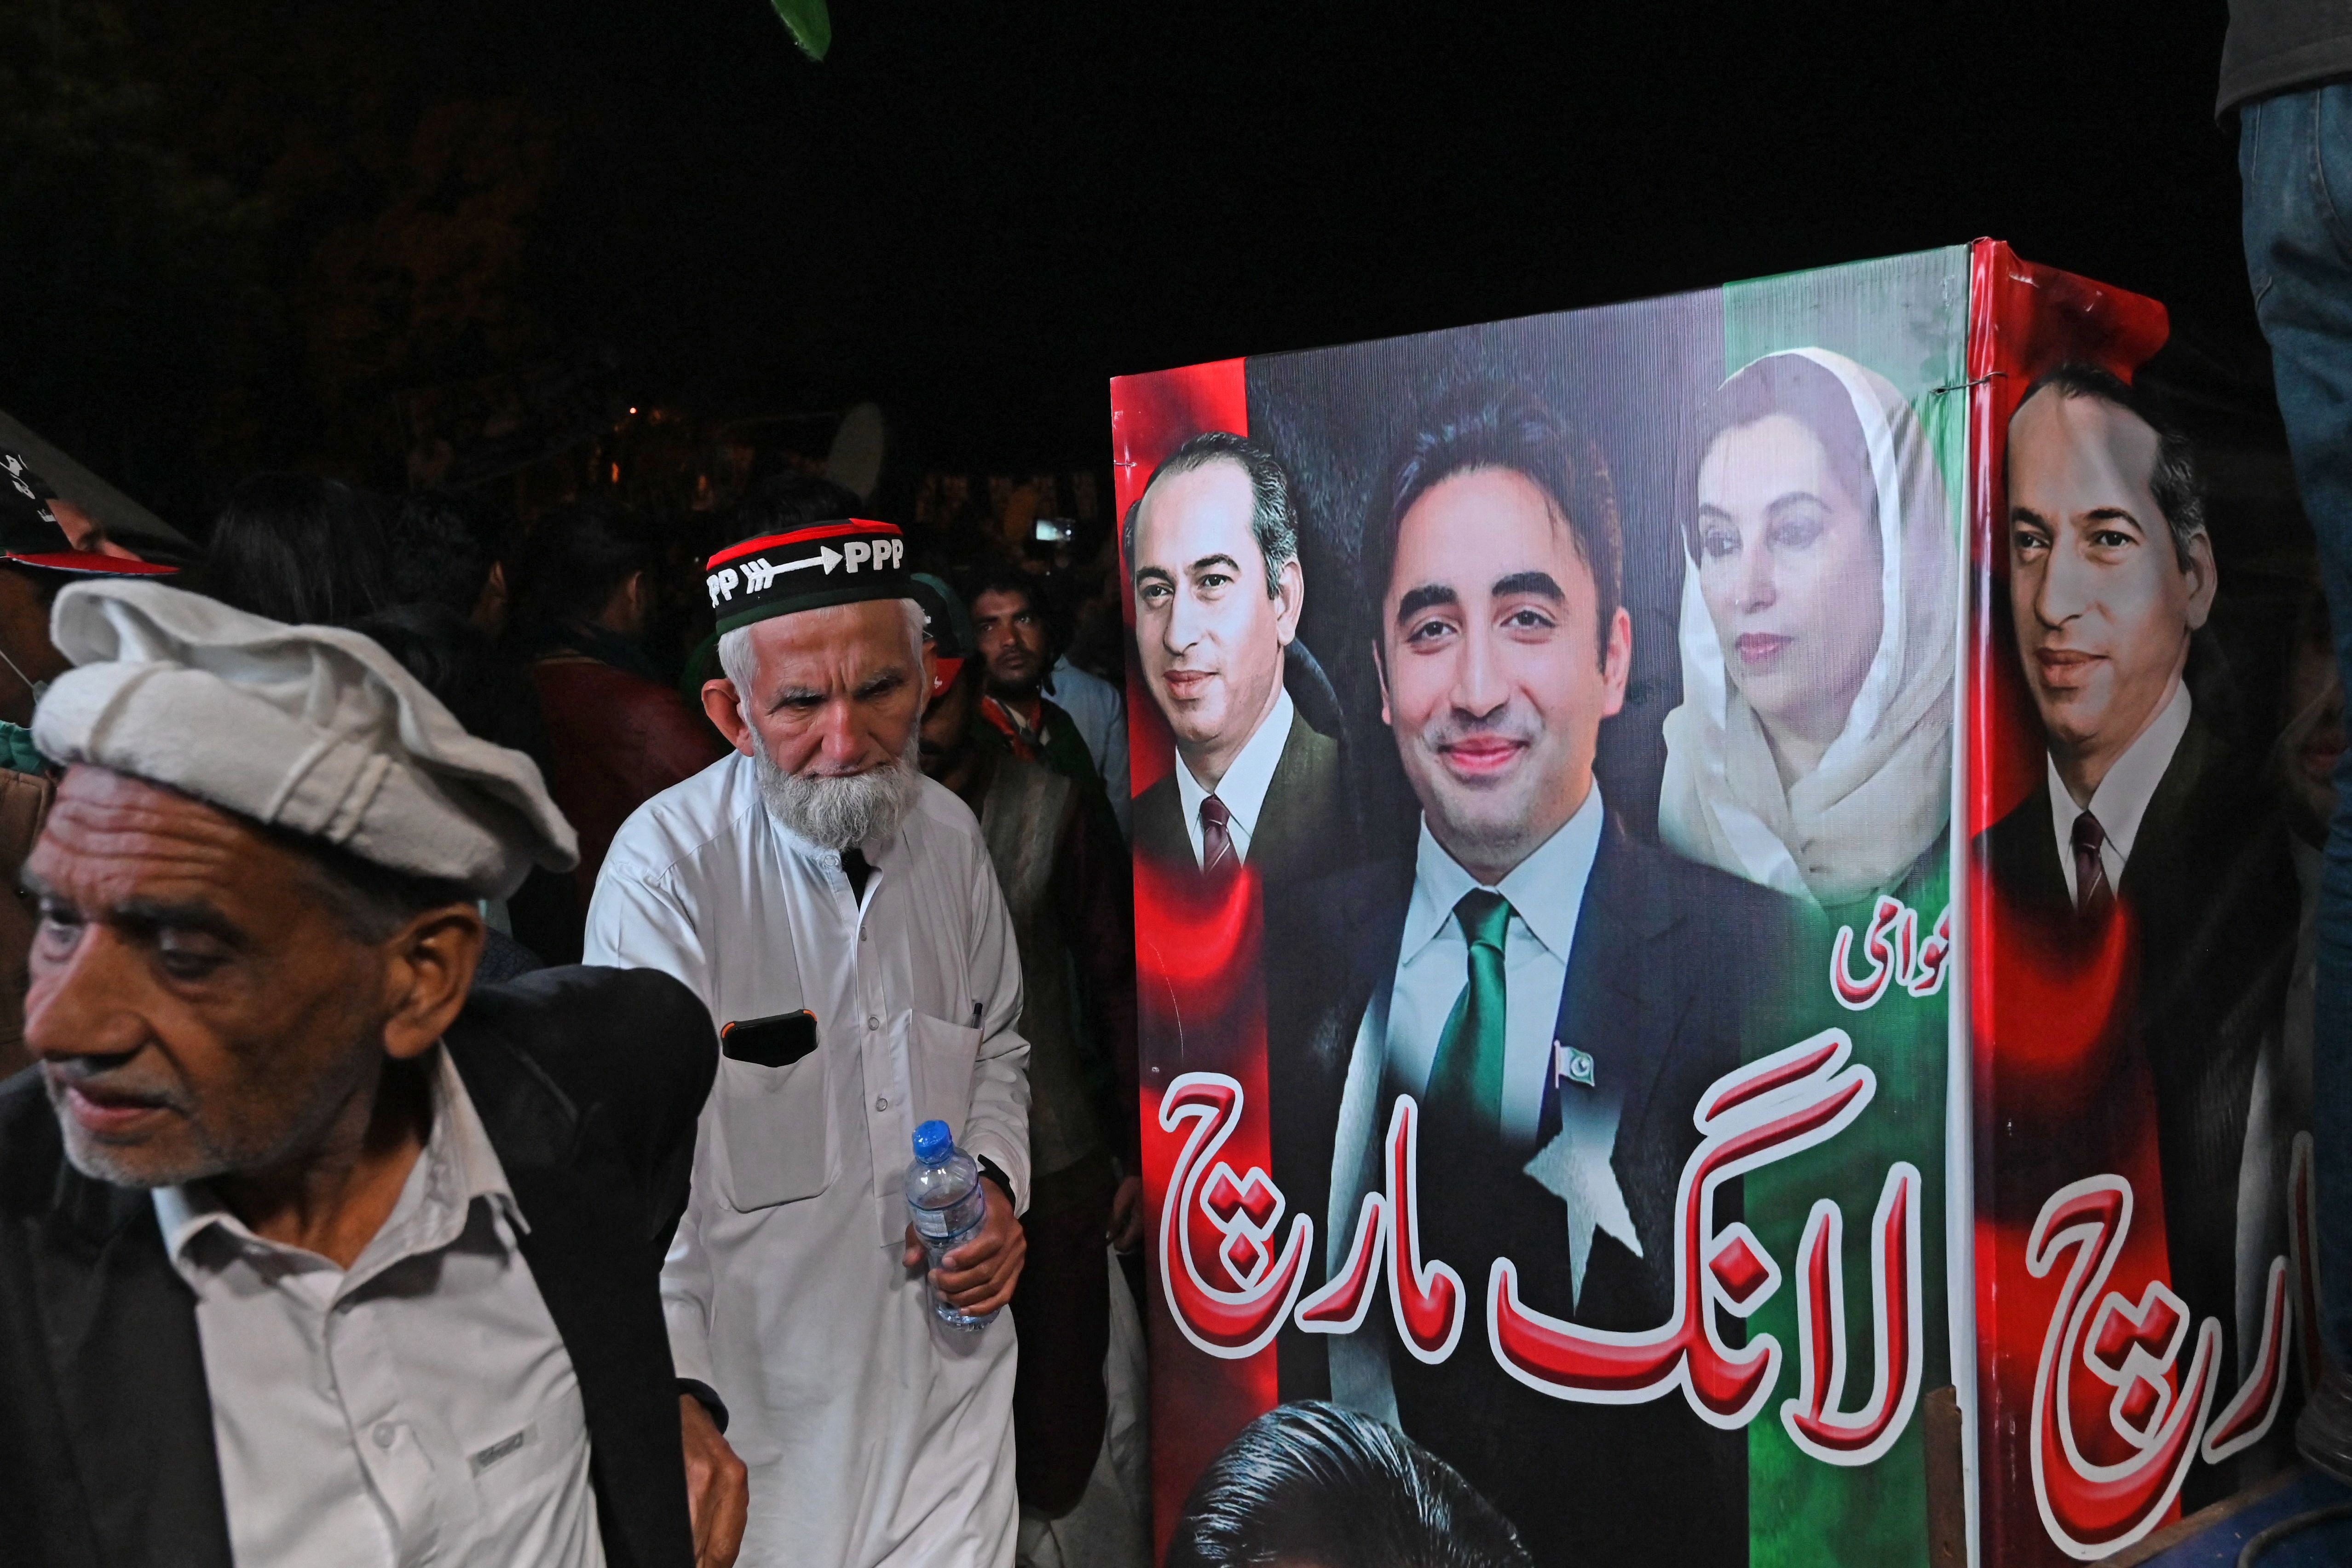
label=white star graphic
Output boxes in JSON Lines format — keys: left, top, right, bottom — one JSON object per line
{"left": 1522, "top": 1090, "right": 1641, "bottom": 1311}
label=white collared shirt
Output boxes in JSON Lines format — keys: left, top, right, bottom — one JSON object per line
{"left": 1380, "top": 784, "right": 1607, "bottom": 1147}
{"left": 153, "top": 1047, "right": 603, "bottom": 1568}
{"left": 2048, "top": 681, "right": 2192, "bottom": 904}
{"left": 585, "top": 754, "right": 1030, "bottom": 1568}
{"left": 1174, "top": 686, "right": 1294, "bottom": 868}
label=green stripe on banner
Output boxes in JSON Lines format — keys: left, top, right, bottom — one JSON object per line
{"left": 1720, "top": 245, "right": 1968, "bottom": 1568}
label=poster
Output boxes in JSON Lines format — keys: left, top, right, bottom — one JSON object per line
{"left": 1115, "top": 247, "right": 1972, "bottom": 1565}
{"left": 1964, "top": 244, "right": 2322, "bottom": 1562}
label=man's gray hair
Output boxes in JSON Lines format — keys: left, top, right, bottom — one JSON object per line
{"left": 1121, "top": 431, "right": 1300, "bottom": 599}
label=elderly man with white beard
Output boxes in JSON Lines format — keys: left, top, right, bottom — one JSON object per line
{"left": 585, "top": 515, "right": 1031, "bottom": 1568}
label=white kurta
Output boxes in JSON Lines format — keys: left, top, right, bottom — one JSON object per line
{"left": 585, "top": 753, "right": 1030, "bottom": 1568}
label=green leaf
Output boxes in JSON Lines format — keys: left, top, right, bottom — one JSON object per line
{"left": 770, "top": 0, "right": 831, "bottom": 61}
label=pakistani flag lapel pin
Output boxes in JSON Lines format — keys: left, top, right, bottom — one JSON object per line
{"left": 1554, "top": 1040, "right": 1597, "bottom": 1091}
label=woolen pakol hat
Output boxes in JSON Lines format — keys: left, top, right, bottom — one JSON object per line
{"left": 31, "top": 580, "right": 577, "bottom": 899}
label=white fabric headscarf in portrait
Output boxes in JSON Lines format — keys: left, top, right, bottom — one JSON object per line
{"left": 1658, "top": 347, "right": 1957, "bottom": 908}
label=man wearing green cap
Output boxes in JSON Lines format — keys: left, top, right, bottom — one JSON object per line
{"left": 587, "top": 516, "right": 1032, "bottom": 1568}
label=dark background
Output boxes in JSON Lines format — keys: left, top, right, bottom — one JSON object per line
{"left": 0, "top": 0, "right": 2259, "bottom": 529}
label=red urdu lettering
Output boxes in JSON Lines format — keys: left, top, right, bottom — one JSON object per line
{"left": 2026, "top": 1177, "right": 2219, "bottom": 1558}
{"left": 1780, "top": 1162, "right": 1925, "bottom": 1465}
{"left": 1831, "top": 897, "right": 1904, "bottom": 1011}
{"left": 1832, "top": 897, "right": 1950, "bottom": 1010}
{"left": 1486, "top": 1031, "right": 1877, "bottom": 1429}
{"left": 1293, "top": 1097, "right": 1467, "bottom": 1360}
{"left": 1156, "top": 1073, "right": 1314, "bottom": 1360}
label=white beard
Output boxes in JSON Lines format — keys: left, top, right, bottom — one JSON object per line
{"left": 753, "top": 733, "right": 923, "bottom": 850}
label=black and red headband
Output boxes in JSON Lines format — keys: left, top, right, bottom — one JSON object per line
{"left": 704, "top": 518, "right": 910, "bottom": 635}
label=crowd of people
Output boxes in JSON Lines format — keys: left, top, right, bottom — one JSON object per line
{"left": 0, "top": 453, "right": 1159, "bottom": 1568}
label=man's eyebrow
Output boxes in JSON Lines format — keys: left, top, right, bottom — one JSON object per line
{"left": 110, "top": 897, "right": 248, "bottom": 948}
{"left": 2081, "top": 507, "right": 2146, "bottom": 533}
{"left": 2009, "top": 505, "right": 2051, "bottom": 529}
{"left": 768, "top": 686, "right": 826, "bottom": 712}
{"left": 1188, "top": 553, "right": 1243, "bottom": 576}
{"left": 1492, "top": 571, "right": 1564, "bottom": 602}
{"left": 854, "top": 668, "right": 909, "bottom": 698}
{"left": 1395, "top": 583, "right": 1460, "bottom": 624}
{"left": 1131, "top": 565, "right": 1174, "bottom": 586}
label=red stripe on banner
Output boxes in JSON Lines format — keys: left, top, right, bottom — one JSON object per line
{"left": 1134, "top": 850, "right": 1278, "bottom": 1563}
{"left": 1109, "top": 357, "right": 1249, "bottom": 798}
{"left": 1965, "top": 241, "right": 2194, "bottom": 1567}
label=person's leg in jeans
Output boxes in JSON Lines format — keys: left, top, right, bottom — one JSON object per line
{"left": 2243, "top": 82, "right": 2352, "bottom": 1475}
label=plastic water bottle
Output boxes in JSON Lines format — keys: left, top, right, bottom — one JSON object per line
{"left": 906, "top": 1119, "right": 999, "bottom": 1329}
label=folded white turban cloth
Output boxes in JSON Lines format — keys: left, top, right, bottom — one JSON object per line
{"left": 32, "top": 580, "right": 577, "bottom": 899}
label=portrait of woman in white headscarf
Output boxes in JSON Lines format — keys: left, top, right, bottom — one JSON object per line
{"left": 1658, "top": 347, "right": 1956, "bottom": 911}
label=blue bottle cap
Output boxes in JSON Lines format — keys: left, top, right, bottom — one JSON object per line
{"left": 912, "top": 1119, "right": 953, "bottom": 1164}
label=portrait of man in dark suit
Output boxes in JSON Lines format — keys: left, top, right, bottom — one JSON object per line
{"left": 1126, "top": 432, "right": 1349, "bottom": 888}
{"left": 1308, "top": 384, "right": 1792, "bottom": 1567}
{"left": 1978, "top": 365, "right": 2297, "bottom": 1478}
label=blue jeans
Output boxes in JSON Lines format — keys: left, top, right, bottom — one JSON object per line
{"left": 2243, "top": 82, "right": 2352, "bottom": 1369}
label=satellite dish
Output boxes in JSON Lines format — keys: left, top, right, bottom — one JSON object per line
{"left": 825, "top": 402, "right": 887, "bottom": 501}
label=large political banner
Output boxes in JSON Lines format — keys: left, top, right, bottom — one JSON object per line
{"left": 1115, "top": 247, "right": 1972, "bottom": 1565}
{"left": 1963, "top": 244, "right": 2322, "bottom": 1562}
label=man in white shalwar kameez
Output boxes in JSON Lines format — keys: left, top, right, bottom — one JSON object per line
{"left": 587, "top": 514, "right": 1031, "bottom": 1568}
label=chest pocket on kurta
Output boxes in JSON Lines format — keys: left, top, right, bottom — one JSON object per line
{"left": 720, "top": 1048, "right": 830, "bottom": 1211}
{"left": 899, "top": 1011, "right": 984, "bottom": 1141}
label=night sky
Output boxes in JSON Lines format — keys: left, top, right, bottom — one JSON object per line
{"left": 6, "top": 0, "right": 2257, "bottom": 507}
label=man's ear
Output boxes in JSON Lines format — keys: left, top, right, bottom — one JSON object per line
{"left": 472, "top": 562, "right": 509, "bottom": 632}
{"left": 380, "top": 904, "right": 485, "bottom": 1062}
{"left": 702, "top": 679, "right": 757, "bottom": 756}
{"left": 1599, "top": 606, "right": 1633, "bottom": 720}
{"left": 1272, "top": 557, "right": 1305, "bottom": 647}
{"left": 2181, "top": 530, "right": 2218, "bottom": 633}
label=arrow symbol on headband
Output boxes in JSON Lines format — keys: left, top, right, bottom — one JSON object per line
{"left": 743, "top": 548, "right": 842, "bottom": 593}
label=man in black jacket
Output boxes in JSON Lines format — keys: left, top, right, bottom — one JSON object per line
{"left": 1306, "top": 386, "right": 1792, "bottom": 1565}
{"left": 1125, "top": 431, "right": 1354, "bottom": 892}
{"left": 1980, "top": 371, "right": 2297, "bottom": 1504}
{"left": 0, "top": 578, "right": 723, "bottom": 1568}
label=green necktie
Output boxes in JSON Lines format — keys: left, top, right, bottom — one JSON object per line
{"left": 1427, "top": 889, "right": 1511, "bottom": 1140}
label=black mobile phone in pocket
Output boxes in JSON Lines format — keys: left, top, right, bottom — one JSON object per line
{"left": 721, "top": 1009, "right": 819, "bottom": 1069}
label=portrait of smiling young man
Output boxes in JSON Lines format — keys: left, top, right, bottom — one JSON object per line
{"left": 0, "top": 580, "right": 716, "bottom": 1568}
{"left": 1978, "top": 366, "right": 2297, "bottom": 1506}
{"left": 1301, "top": 383, "right": 1793, "bottom": 1568}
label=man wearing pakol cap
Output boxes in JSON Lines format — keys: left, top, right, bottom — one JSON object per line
{"left": 0, "top": 580, "right": 718, "bottom": 1568}
{"left": 587, "top": 517, "right": 1032, "bottom": 1567}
